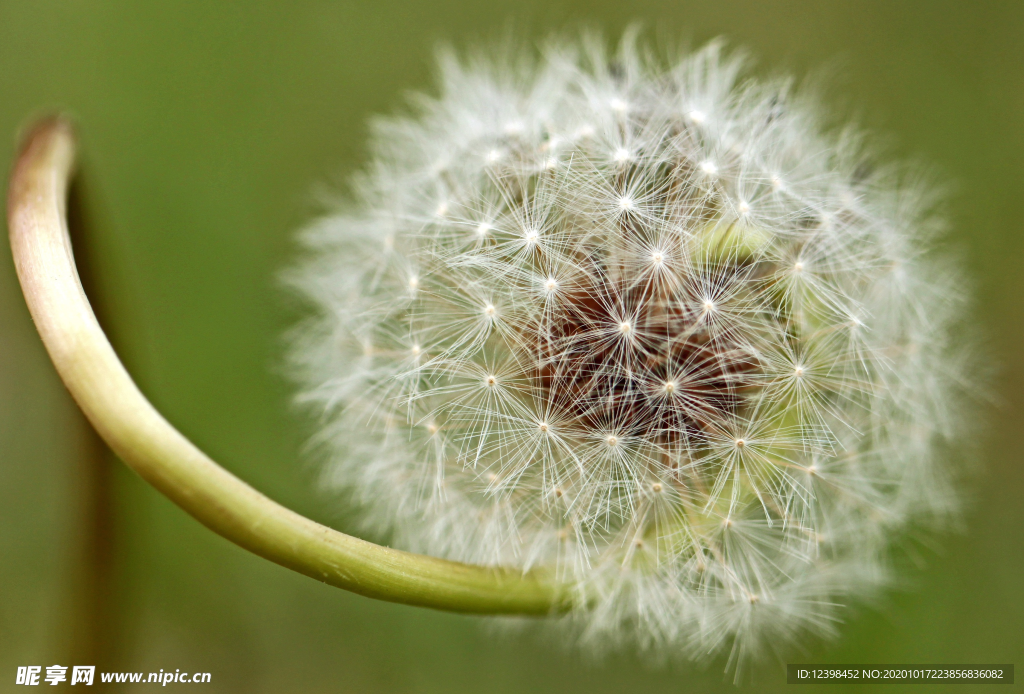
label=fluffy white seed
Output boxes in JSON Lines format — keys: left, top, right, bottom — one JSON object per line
{"left": 288, "top": 34, "right": 973, "bottom": 668}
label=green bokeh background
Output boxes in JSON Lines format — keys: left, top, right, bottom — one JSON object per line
{"left": 1, "top": 1, "right": 1021, "bottom": 691}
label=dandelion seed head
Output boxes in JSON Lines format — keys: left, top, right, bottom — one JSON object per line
{"left": 288, "top": 32, "right": 976, "bottom": 669}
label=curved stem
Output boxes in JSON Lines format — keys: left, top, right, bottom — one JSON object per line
{"left": 7, "top": 117, "right": 571, "bottom": 615}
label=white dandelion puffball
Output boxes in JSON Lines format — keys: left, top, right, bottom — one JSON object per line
{"left": 288, "top": 35, "right": 971, "bottom": 663}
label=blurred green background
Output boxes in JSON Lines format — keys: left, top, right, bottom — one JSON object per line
{"left": 1, "top": 1, "right": 1021, "bottom": 691}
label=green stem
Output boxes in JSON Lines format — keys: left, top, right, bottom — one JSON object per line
{"left": 7, "top": 117, "right": 571, "bottom": 615}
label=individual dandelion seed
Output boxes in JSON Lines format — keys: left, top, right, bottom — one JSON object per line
{"left": 286, "top": 32, "right": 975, "bottom": 667}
